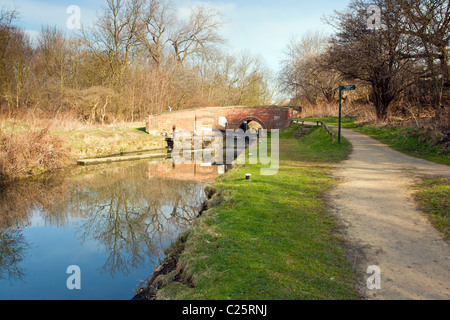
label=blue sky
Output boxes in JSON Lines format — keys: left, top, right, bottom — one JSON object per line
{"left": 0, "top": 0, "right": 351, "bottom": 73}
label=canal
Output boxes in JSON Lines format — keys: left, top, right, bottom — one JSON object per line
{"left": 0, "top": 156, "right": 230, "bottom": 300}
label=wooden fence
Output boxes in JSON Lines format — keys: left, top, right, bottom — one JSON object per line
{"left": 316, "top": 121, "right": 336, "bottom": 144}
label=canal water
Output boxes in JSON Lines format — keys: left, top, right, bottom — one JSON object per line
{"left": 0, "top": 157, "right": 229, "bottom": 300}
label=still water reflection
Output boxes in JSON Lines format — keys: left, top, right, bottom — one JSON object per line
{"left": 0, "top": 158, "right": 227, "bottom": 300}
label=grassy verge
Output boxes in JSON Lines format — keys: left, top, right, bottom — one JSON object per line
{"left": 413, "top": 177, "right": 450, "bottom": 240}
{"left": 142, "top": 124, "right": 359, "bottom": 300}
{"left": 301, "top": 116, "right": 358, "bottom": 128}
{"left": 302, "top": 117, "right": 450, "bottom": 165}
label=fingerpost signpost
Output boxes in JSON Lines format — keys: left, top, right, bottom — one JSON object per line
{"left": 338, "top": 85, "right": 356, "bottom": 143}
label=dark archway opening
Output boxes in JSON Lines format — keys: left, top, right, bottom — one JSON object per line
{"left": 237, "top": 120, "right": 264, "bottom": 147}
{"left": 239, "top": 120, "right": 264, "bottom": 133}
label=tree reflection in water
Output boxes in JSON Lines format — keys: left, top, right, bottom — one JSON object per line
{"left": 0, "top": 174, "right": 69, "bottom": 283}
{"left": 0, "top": 159, "right": 209, "bottom": 282}
{"left": 0, "top": 228, "right": 29, "bottom": 282}
{"left": 72, "top": 164, "right": 206, "bottom": 277}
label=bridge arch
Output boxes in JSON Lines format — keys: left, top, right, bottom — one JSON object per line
{"left": 236, "top": 116, "right": 267, "bottom": 132}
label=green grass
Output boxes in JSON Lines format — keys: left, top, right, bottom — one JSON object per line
{"left": 302, "top": 116, "right": 358, "bottom": 128}
{"left": 154, "top": 124, "right": 359, "bottom": 300}
{"left": 302, "top": 117, "right": 450, "bottom": 165}
{"left": 413, "top": 177, "right": 450, "bottom": 240}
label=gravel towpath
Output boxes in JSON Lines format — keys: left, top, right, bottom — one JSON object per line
{"left": 326, "top": 126, "right": 450, "bottom": 300}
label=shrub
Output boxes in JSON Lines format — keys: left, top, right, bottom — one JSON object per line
{"left": 0, "top": 127, "right": 71, "bottom": 182}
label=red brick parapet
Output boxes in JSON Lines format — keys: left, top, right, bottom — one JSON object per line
{"left": 145, "top": 105, "right": 295, "bottom": 133}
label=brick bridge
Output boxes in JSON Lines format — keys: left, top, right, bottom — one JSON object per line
{"left": 145, "top": 105, "right": 299, "bottom": 133}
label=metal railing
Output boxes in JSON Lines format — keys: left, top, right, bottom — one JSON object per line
{"left": 316, "top": 121, "right": 336, "bottom": 144}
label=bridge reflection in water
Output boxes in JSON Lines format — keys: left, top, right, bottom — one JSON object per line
{"left": 0, "top": 154, "right": 226, "bottom": 300}
{"left": 147, "top": 158, "right": 233, "bottom": 182}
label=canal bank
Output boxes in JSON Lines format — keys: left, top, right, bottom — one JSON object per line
{"left": 133, "top": 124, "right": 361, "bottom": 300}
{"left": 0, "top": 121, "right": 166, "bottom": 183}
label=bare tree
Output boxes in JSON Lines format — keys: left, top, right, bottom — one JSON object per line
{"left": 325, "top": 0, "right": 417, "bottom": 120}
{"left": 169, "top": 5, "right": 226, "bottom": 65}
{"left": 394, "top": 0, "right": 450, "bottom": 112}
{"left": 209, "top": 51, "right": 274, "bottom": 106}
{"left": 0, "top": 7, "right": 20, "bottom": 80}
{"left": 82, "top": 0, "right": 143, "bottom": 86}
{"left": 0, "top": 8, "right": 32, "bottom": 114}
{"left": 279, "top": 32, "right": 340, "bottom": 105}
{"left": 10, "top": 29, "right": 32, "bottom": 111}
{"left": 137, "top": 0, "right": 174, "bottom": 67}
{"left": 232, "top": 52, "right": 272, "bottom": 105}
{"left": 36, "top": 27, "right": 70, "bottom": 93}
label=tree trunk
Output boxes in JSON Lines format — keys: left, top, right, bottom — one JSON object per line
{"left": 442, "top": 46, "right": 450, "bottom": 86}
{"left": 371, "top": 83, "right": 391, "bottom": 121}
{"left": 375, "top": 102, "right": 389, "bottom": 121}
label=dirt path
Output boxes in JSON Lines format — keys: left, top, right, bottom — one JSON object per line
{"left": 327, "top": 126, "right": 450, "bottom": 300}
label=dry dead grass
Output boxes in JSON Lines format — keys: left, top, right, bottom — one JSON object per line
{"left": 0, "top": 126, "right": 72, "bottom": 182}
{"left": 299, "top": 102, "right": 378, "bottom": 122}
